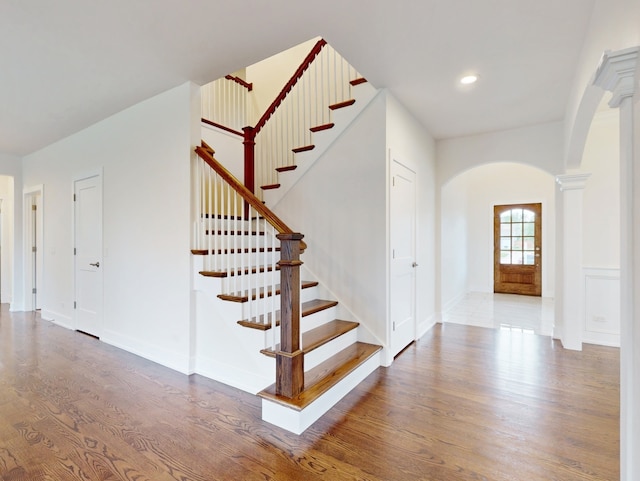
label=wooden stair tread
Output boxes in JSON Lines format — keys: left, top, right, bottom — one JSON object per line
{"left": 199, "top": 264, "right": 279, "bottom": 278}
{"left": 218, "top": 280, "right": 318, "bottom": 303}
{"left": 191, "top": 247, "right": 279, "bottom": 255}
{"left": 258, "top": 342, "right": 382, "bottom": 410}
{"left": 292, "top": 145, "right": 315, "bottom": 153}
{"left": 276, "top": 165, "right": 297, "bottom": 173}
{"left": 200, "top": 213, "right": 264, "bottom": 220}
{"left": 329, "top": 99, "right": 356, "bottom": 110}
{"left": 261, "top": 184, "right": 281, "bottom": 190}
{"left": 237, "top": 299, "right": 338, "bottom": 331}
{"left": 260, "top": 319, "right": 359, "bottom": 358}
{"left": 205, "top": 230, "right": 266, "bottom": 236}
{"left": 350, "top": 77, "right": 367, "bottom": 86}
{"left": 310, "top": 123, "right": 334, "bottom": 133}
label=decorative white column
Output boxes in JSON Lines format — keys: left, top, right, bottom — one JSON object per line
{"left": 593, "top": 46, "right": 639, "bottom": 481}
{"left": 555, "top": 173, "right": 590, "bottom": 351}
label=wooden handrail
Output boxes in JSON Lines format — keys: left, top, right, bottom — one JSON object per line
{"left": 225, "top": 74, "right": 253, "bottom": 91}
{"left": 201, "top": 118, "right": 243, "bottom": 137}
{"left": 195, "top": 142, "right": 306, "bottom": 251}
{"left": 254, "top": 38, "right": 327, "bottom": 135}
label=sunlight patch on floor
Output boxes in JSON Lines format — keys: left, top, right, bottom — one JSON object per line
{"left": 442, "top": 292, "right": 555, "bottom": 336}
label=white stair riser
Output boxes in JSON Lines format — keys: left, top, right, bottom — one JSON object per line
{"left": 301, "top": 305, "right": 337, "bottom": 332}
{"left": 198, "top": 217, "right": 268, "bottom": 230}
{"left": 261, "top": 349, "right": 381, "bottom": 434}
{"left": 304, "top": 328, "right": 358, "bottom": 371}
{"left": 234, "top": 285, "right": 319, "bottom": 318}
{"left": 198, "top": 251, "right": 280, "bottom": 271}
{"left": 219, "top": 271, "right": 281, "bottom": 294}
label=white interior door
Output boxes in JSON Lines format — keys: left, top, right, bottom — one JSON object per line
{"left": 24, "top": 189, "right": 43, "bottom": 311}
{"left": 390, "top": 158, "right": 417, "bottom": 357}
{"left": 74, "top": 175, "right": 103, "bottom": 337}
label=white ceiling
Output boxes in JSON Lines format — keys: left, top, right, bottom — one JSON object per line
{"left": 0, "top": 0, "right": 595, "bottom": 156}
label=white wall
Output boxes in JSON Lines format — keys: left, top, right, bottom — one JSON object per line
{"left": 0, "top": 153, "right": 23, "bottom": 310}
{"left": 581, "top": 108, "right": 620, "bottom": 268}
{"left": 385, "top": 92, "right": 437, "bottom": 337}
{"left": 0, "top": 176, "right": 14, "bottom": 303}
{"left": 246, "top": 37, "right": 319, "bottom": 123}
{"left": 274, "top": 91, "right": 388, "bottom": 346}
{"left": 440, "top": 163, "right": 556, "bottom": 308}
{"left": 437, "top": 121, "right": 564, "bottom": 185}
{"left": 437, "top": 122, "right": 561, "bottom": 313}
{"left": 201, "top": 123, "right": 244, "bottom": 180}
{"left": 439, "top": 174, "right": 468, "bottom": 312}
{"left": 22, "top": 82, "right": 198, "bottom": 373}
{"left": 564, "top": 0, "right": 640, "bottom": 167}
{"left": 580, "top": 107, "right": 621, "bottom": 346}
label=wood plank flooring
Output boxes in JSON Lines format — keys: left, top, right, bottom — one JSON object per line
{"left": 0, "top": 308, "right": 619, "bottom": 480}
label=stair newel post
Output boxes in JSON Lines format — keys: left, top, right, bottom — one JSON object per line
{"left": 242, "top": 126, "right": 256, "bottom": 219}
{"left": 276, "top": 233, "right": 304, "bottom": 398}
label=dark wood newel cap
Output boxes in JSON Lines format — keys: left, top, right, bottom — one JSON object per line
{"left": 277, "top": 233, "right": 305, "bottom": 242}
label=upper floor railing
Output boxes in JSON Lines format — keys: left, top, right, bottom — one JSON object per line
{"left": 200, "top": 39, "right": 363, "bottom": 199}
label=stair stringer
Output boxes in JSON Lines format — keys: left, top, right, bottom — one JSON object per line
{"left": 263, "top": 82, "right": 379, "bottom": 208}
{"left": 299, "top": 263, "right": 388, "bottom": 364}
{"left": 193, "top": 258, "right": 275, "bottom": 394}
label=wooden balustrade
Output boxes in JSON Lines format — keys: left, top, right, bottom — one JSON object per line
{"left": 195, "top": 143, "right": 306, "bottom": 398}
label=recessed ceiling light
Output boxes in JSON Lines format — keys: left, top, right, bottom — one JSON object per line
{"left": 460, "top": 74, "right": 479, "bottom": 85}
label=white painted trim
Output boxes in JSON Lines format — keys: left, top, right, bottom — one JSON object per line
{"left": 582, "top": 267, "right": 620, "bottom": 347}
{"left": 41, "top": 309, "right": 74, "bottom": 330}
{"left": 417, "top": 314, "right": 436, "bottom": 339}
{"left": 593, "top": 47, "right": 639, "bottom": 108}
{"left": 555, "top": 173, "right": 591, "bottom": 191}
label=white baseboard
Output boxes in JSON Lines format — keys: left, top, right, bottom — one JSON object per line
{"left": 417, "top": 314, "right": 436, "bottom": 339}
{"left": 101, "top": 329, "right": 191, "bottom": 375}
{"left": 41, "top": 309, "right": 74, "bottom": 330}
{"left": 195, "top": 356, "right": 273, "bottom": 395}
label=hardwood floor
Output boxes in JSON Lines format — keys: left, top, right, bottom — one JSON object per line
{"left": 0, "top": 308, "right": 618, "bottom": 480}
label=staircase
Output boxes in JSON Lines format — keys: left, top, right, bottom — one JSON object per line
{"left": 193, "top": 144, "right": 382, "bottom": 434}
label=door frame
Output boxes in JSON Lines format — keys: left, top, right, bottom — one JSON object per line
{"left": 24, "top": 184, "right": 44, "bottom": 311}
{"left": 493, "top": 202, "right": 542, "bottom": 296}
{"left": 73, "top": 169, "right": 104, "bottom": 335}
{"left": 387, "top": 150, "right": 418, "bottom": 362}
{"left": 490, "top": 200, "right": 547, "bottom": 295}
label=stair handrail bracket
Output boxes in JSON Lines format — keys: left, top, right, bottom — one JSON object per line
{"left": 275, "top": 232, "right": 305, "bottom": 398}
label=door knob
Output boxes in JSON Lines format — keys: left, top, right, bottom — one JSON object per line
{"left": 412, "top": 262, "right": 419, "bottom": 268}
{"left": 89, "top": 262, "right": 100, "bottom": 268}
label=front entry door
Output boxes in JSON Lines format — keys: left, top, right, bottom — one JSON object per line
{"left": 494, "top": 203, "right": 541, "bottom": 296}
{"left": 390, "top": 158, "right": 417, "bottom": 357}
{"left": 74, "top": 175, "right": 103, "bottom": 337}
